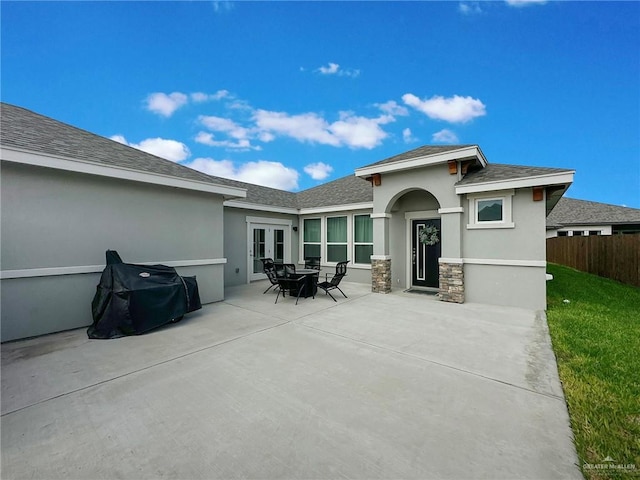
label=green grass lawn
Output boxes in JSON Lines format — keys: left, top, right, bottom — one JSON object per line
{"left": 546, "top": 263, "right": 640, "bottom": 479}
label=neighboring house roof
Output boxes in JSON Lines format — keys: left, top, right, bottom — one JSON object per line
{"left": 0, "top": 103, "right": 246, "bottom": 198}
{"left": 546, "top": 197, "right": 640, "bottom": 227}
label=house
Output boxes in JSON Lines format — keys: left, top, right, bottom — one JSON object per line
{"left": 1, "top": 103, "right": 575, "bottom": 341}
{"left": 546, "top": 197, "right": 640, "bottom": 237}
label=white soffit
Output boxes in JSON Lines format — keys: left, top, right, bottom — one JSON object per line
{"left": 1, "top": 146, "right": 247, "bottom": 199}
{"left": 354, "top": 145, "right": 487, "bottom": 177}
{"left": 455, "top": 171, "right": 575, "bottom": 195}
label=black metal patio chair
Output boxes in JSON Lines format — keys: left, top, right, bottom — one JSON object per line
{"left": 316, "top": 261, "right": 349, "bottom": 302}
{"left": 304, "top": 256, "right": 321, "bottom": 270}
{"left": 261, "top": 258, "right": 280, "bottom": 294}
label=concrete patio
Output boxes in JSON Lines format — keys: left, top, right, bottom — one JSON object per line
{"left": 1, "top": 281, "right": 582, "bottom": 479}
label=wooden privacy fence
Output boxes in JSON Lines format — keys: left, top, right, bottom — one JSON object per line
{"left": 547, "top": 234, "right": 640, "bottom": 287}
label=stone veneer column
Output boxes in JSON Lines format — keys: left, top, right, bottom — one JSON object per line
{"left": 371, "top": 258, "right": 392, "bottom": 293}
{"left": 439, "top": 261, "right": 464, "bottom": 303}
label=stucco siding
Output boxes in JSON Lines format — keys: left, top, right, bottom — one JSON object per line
{"left": 373, "top": 164, "right": 461, "bottom": 213}
{"left": 464, "top": 264, "right": 547, "bottom": 311}
{"left": 462, "top": 188, "right": 546, "bottom": 261}
{"left": 1, "top": 162, "right": 226, "bottom": 341}
{"left": 460, "top": 188, "right": 548, "bottom": 310}
{"left": 223, "top": 207, "right": 299, "bottom": 287}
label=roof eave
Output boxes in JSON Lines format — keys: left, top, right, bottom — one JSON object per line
{"left": 455, "top": 170, "right": 575, "bottom": 195}
{"left": 355, "top": 145, "right": 486, "bottom": 177}
{"left": 1, "top": 145, "right": 247, "bottom": 199}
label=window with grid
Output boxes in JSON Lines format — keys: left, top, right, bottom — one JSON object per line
{"left": 353, "top": 214, "right": 373, "bottom": 264}
{"left": 303, "top": 218, "right": 321, "bottom": 259}
{"left": 326, "top": 216, "right": 347, "bottom": 263}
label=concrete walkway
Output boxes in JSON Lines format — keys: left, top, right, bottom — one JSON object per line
{"left": 1, "top": 281, "right": 582, "bottom": 479}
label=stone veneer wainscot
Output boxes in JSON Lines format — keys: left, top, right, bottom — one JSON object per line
{"left": 439, "top": 262, "right": 464, "bottom": 303}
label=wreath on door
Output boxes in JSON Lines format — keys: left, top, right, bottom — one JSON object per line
{"left": 419, "top": 224, "right": 440, "bottom": 246}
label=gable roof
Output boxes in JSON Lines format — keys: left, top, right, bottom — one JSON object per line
{"left": 0, "top": 103, "right": 246, "bottom": 198}
{"left": 362, "top": 144, "right": 475, "bottom": 168}
{"left": 547, "top": 197, "right": 640, "bottom": 227}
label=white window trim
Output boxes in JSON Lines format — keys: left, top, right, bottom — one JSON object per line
{"left": 467, "top": 190, "right": 515, "bottom": 229}
{"left": 299, "top": 211, "right": 374, "bottom": 268}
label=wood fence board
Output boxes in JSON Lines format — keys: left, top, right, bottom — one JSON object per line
{"left": 547, "top": 234, "right": 640, "bottom": 287}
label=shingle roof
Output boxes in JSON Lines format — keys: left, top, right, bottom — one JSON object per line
{"left": 456, "top": 163, "right": 573, "bottom": 186}
{"left": 547, "top": 197, "right": 640, "bottom": 226}
{"left": 0, "top": 102, "right": 230, "bottom": 187}
{"left": 362, "top": 144, "right": 474, "bottom": 169}
{"left": 297, "top": 175, "right": 372, "bottom": 209}
{"left": 1, "top": 103, "right": 580, "bottom": 214}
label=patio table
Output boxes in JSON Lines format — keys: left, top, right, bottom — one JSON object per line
{"left": 293, "top": 268, "right": 320, "bottom": 298}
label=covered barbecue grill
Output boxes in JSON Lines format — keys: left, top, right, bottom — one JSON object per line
{"left": 88, "top": 250, "right": 202, "bottom": 339}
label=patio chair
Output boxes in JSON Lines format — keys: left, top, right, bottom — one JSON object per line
{"left": 316, "top": 261, "right": 349, "bottom": 302}
{"left": 304, "top": 256, "right": 321, "bottom": 270}
{"left": 261, "top": 258, "right": 280, "bottom": 294}
{"left": 275, "top": 263, "right": 306, "bottom": 305}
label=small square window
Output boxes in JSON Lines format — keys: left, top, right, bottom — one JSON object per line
{"left": 477, "top": 199, "right": 503, "bottom": 222}
{"left": 467, "top": 191, "right": 514, "bottom": 229}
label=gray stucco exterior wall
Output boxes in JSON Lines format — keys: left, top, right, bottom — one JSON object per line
{"left": 461, "top": 188, "right": 548, "bottom": 310}
{"left": 1, "top": 163, "right": 226, "bottom": 342}
{"left": 223, "top": 207, "right": 299, "bottom": 287}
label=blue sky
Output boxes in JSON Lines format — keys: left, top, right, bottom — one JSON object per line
{"left": 2, "top": 1, "right": 639, "bottom": 207}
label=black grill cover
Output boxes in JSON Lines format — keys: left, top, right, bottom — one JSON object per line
{"left": 88, "top": 251, "right": 202, "bottom": 339}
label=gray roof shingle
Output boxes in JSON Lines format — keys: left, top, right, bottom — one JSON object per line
{"left": 456, "top": 163, "right": 573, "bottom": 186}
{"left": 0, "top": 102, "right": 229, "bottom": 187}
{"left": 296, "top": 175, "right": 373, "bottom": 209}
{"left": 547, "top": 197, "right": 640, "bottom": 226}
{"left": 361, "top": 144, "right": 474, "bottom": 169}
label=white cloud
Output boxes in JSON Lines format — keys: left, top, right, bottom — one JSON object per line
{"left": 402, "top": 128, "right": 417, "bottom": 143}
{"left": 402, "top": 93, "right": 487, "bottom": 123}
{"left": 329, "top": 112, "right": 391, "bottom": 149}
{"left": 187, "top": 157, "right": 299, "bottom": 190}
{"left": 432, "top": 129, "right": 460, "bottom": 144}
{"left": 304, "top": 162, "right": 333, "bottom": 181}
{"left": 254, "top": 110, "right": 339, "bottom": 146}
{"left": 199, "top": 115, "right": 250, "bottom": 140}
{"left": 316, "top": 62, "right": 360, "bottom": 78}
{"left": 145, "top": 92, "right": 188, "bottom": 117}
{"left": 377, "top": 100, "right": 409, "bottom": 116}
{"left": 190, "top": 90, "right": 229, "bottom": 103}
{"left": 458, "top": 2, "right": 482, "bottom": 14}
{"left": 111, "top": 135, "right": 190, "bottom": 162}
{"left": 505, "top": 0, "right": 546, "bottom": 6}
{"left": 253, "top": 109, "right": 391, "bottom": 149}
{"left": 212, "top": 1, "right": 234, "bottom": 13}
{"left": 319, "top": 62, "right": 340, "bottom": 75}
{"left": 110, "top": 134, "right": 127, "bottom": 145}
{"left": 195, "top": 131, "right": 260, "bottom": 151}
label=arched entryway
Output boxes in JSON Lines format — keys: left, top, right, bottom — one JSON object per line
{"left": 387, "top": 188, "right": 442, "bottom": 291}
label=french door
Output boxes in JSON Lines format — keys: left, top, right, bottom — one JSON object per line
{"left": 411, "top": 219, "right": 441, "bottom": 288}
{"left": 249, "top": 224, "right": 286, "bottom": 281}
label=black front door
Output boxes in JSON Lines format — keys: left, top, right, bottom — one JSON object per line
{"left": 411, "top": 219, "right": 441, "bottom": 288}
